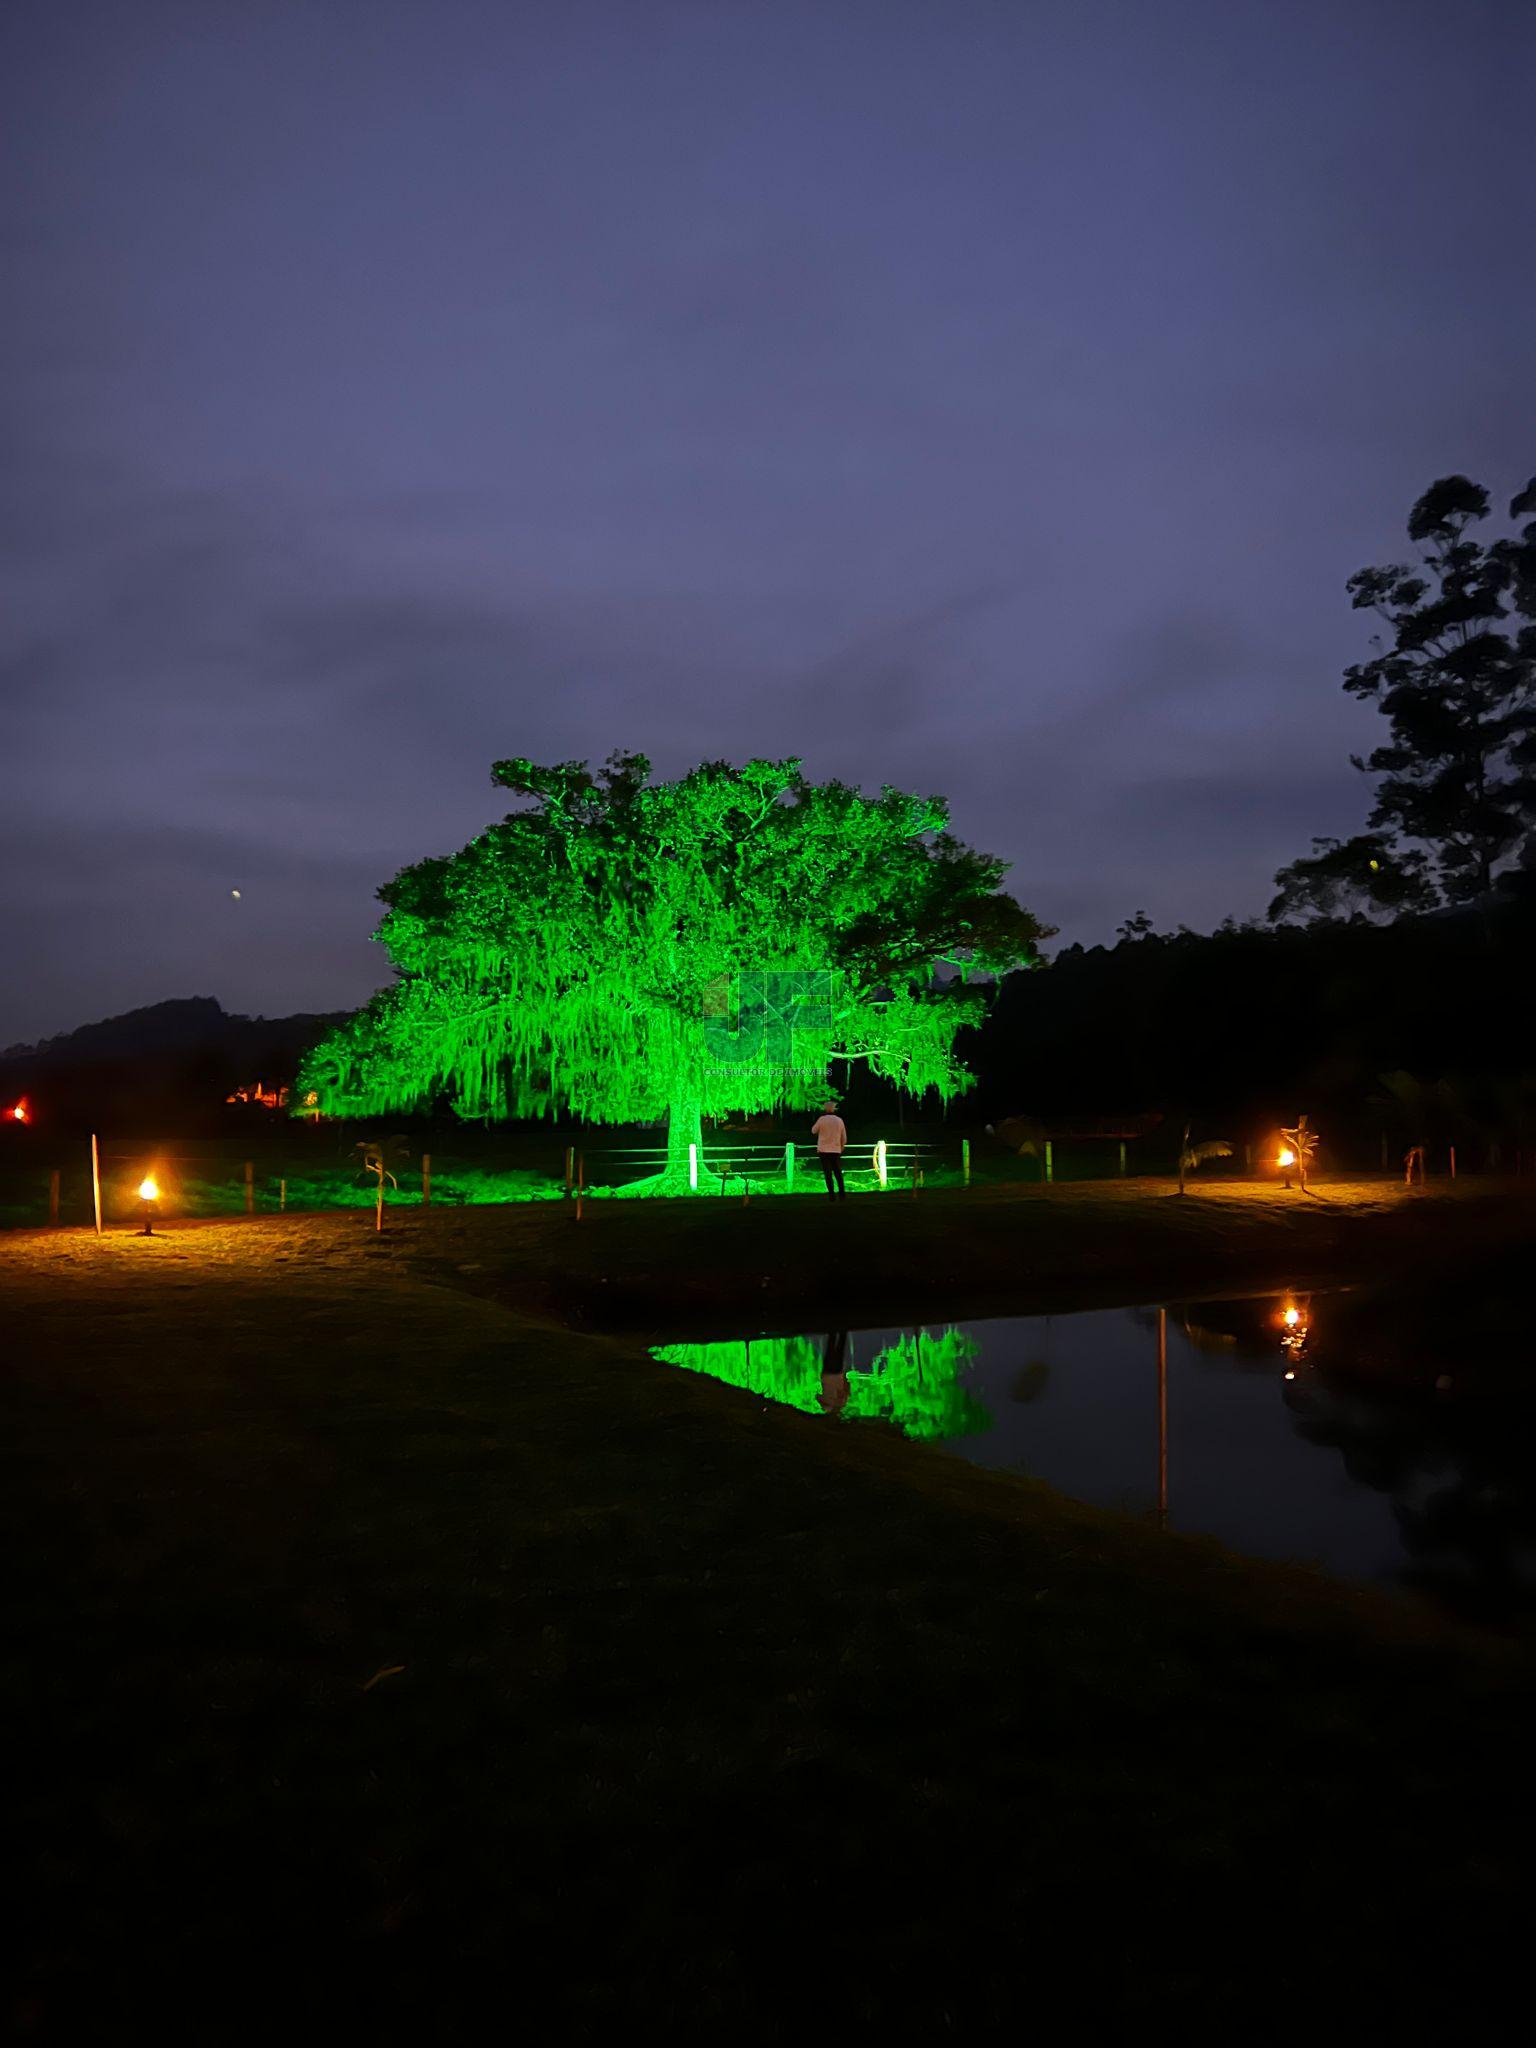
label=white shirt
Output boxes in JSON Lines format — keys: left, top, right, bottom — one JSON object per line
{"left": 811, "top": 1113, "right": 847, "bottom": 1155}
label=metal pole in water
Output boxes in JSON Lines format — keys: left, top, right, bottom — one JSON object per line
{"left": 1156, "top": 1307, "right": 1168, "bottom": 1530}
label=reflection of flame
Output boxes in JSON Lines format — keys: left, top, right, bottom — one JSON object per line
{"left": 1277, "top": 1148, "right": 1296, "bottom": 1167}
{"left": 138, "top": 1176, "right": 159, "bottom": 1202}
{"left": 1277, "top": 1295, "right": 1310, "bottom": 1361}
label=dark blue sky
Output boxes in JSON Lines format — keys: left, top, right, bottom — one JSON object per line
{"left": 3, "top": 0, "right": 1531, "bottom": 1043}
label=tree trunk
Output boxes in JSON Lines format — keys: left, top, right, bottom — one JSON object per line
{"left": 664, "top": 1096, "right": 704, "bottom": 1190}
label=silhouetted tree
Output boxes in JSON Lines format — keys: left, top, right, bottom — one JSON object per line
{"left": 1270, "top": 831, "right": 1437, "bottom": 924}
{"left": 1274, "top": 473, "right": 1536, "bottom": 919}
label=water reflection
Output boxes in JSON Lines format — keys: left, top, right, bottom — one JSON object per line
{"left": 819, "top": 1330, "right": 850, "bottom": 1414}
{"left": 654, "top": 1270, "right": 1536, "bottom": 1624}
{"left": 1280, "top": 1365, "right": 1536, "bottom": 1620}
{"left": 654, "top": 1327, "right": 990, "bottom": 1440}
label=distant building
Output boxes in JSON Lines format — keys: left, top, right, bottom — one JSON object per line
{"left": 225, "top": 1081, "right": 290, "bottom": 1109}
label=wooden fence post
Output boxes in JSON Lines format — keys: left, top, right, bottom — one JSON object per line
{"left": 48, "top": 1167, "right": 60, "bottom": 1226}
{"left": 1120, "top": 1140, "right": 1129, "bottom": 1177}
{"left": 784, "top": 1141, "right": 795, "bottom": 1192}
{"left": 1448, "top": 1145, "right": 1457, "bottom": 1180}
{"left": 279, "top": 1178, "right": 287, "bottom": 1212}
{"left": 565, "top": 1145, "right": 574, "bottom": 1197}
{"left": 961, "top": 1137, "right": 971, "bottom": 1187}
{"left": 1043, "top": 1139, "right": 1054, "bottom": 1185}
{"left": 576, "top": 1152, "right": 585, "bottom": 1222}
{"left": 1156, "top": 1307, "right": 1168, "bottom": 1530}
{"left": 91, "top": 1134, "right": 102, "bottom": 1236}
{"left": 422, "top": 1152, "right": 432, "bottom": 1206}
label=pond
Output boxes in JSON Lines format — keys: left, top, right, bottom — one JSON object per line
{"left": 654, "top": 1279, "right": 1536, "bottom": 1624}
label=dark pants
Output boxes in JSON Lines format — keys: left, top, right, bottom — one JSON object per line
{"left": 819, "top": 1151, "right": 846, "bottom": 1199}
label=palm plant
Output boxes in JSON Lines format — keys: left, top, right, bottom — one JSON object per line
{"left": 1176, "top": 1122, "right": 1232, "bottom": 1195}
{"left": 1278, "top": 1115, "right": 1319, "bottom": 1192}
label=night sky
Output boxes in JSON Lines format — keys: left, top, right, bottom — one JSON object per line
{"left": 4, "top": 0, "right": 1531, "bottom": 1046}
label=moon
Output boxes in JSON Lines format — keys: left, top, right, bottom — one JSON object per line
{"left": 231, "top": 889, "right": 242, "bottom": 900}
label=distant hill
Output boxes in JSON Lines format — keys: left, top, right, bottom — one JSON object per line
{"left": 0, "top": 997, "right": 347, "bottom": 1134}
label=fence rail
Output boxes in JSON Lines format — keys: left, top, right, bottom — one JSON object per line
{"left": 577, "top": 1137, "right": 937, "bottom": 1192}
{"left": 6, "top": 1124, "right": 1508, "bottom": 1230}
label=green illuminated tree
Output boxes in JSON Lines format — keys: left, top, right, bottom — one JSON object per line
{"left": 299, "top": 753, "right": 1045, "bottom": 1189}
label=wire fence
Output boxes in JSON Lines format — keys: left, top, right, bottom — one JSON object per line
{"left": 586, "top": 1138, "right": 938, "bottom": 1194}
{"left": 1, "top": 1124, "right": 1506, "bottom": 1230}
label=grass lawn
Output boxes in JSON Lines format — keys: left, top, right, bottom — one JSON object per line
{"left": 5, "top": 1190, "right": 1536, "bottom": 2033}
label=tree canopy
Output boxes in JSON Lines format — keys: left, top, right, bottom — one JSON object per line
{"left": 1272, "top": 472, "right": 1536, "bottom": 921}
{"left": 299, "top": 753, "right": 1044, "bottom": 1178}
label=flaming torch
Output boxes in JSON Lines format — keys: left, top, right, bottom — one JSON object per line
{"left": 137, "top": 1175, "right": 159, "bottom": 1237}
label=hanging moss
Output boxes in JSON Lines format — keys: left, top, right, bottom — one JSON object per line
{"left": 297, "top": 753, "right": 1047, "bottom": 1179}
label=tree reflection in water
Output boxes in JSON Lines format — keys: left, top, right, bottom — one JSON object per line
{"left": 1279, "top": 1374, "right": 1536, "bottom": 1619}
{"left": 1177, "top": 1274, "right": 1536, "bottom": 1621}
{"left": 657, "top": 1263, "right": 1536, "bottom": 1621}
{"left": 654, "top": 1327, "right": 990, "bottom": 1441}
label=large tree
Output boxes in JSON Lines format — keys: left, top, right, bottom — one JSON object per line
{"left": 1272, "top": 473, "right": 1536, "bottom": 921}
{"left": 1267, "top": 830, "right": 1438, "bottom": 925}
{"left": 299, "top": 753, "right": 1045, "bottom": 1187}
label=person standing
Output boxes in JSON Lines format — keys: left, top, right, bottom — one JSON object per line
{"left": 811, "top": 1099, "right": 848, "bottom": 1201}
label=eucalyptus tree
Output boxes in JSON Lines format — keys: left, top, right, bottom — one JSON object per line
{"left": 1272, "top": 473, "right": 1536, "bottom": 920}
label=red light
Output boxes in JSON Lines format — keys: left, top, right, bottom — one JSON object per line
{"left": 8, "top": 1100, "right": 27, "bottom": 1124}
